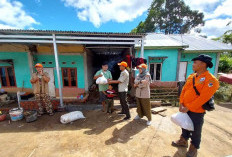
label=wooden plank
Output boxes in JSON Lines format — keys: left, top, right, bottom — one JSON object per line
{"left": 151, "top": 91, "right": 178, "bottom": 95}
{"left": 151, "top": 107, "right": 166, "bottom": 112}
{"left": 150, "top": 98, "right": 179, "bottom": 101}
{"left": 151, "top": 95, "right": 178, "bottom": 97}
{"left": 150, "top": 101, "right": 162, "bottom": 108}
{"left": 151, "top": 87, "right": 178, "bottom": 90}
{"left": 151, "top": 107, "right": 167, "bottom": 117}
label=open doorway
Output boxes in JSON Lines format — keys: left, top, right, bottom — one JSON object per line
{"left": 85, "top": 47, "right": 132, "bottom": 104}
{"left": 86, "top": 47, "right": 131, "bottom": 86}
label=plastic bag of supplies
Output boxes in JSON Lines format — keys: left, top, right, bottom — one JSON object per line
{"left": 96, "top": 72, "right": 108, "bottom": 84}
{"left": 171, "top": 112, "right": 194, "bottom": 131}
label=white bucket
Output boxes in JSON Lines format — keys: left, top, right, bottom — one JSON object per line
{"left": 9, "top": 108, "right": 24, "bottom": 121}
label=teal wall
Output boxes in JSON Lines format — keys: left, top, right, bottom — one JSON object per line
{"left": 138, "top": 49, "right": 179, "bottom": 81}
{"left": 180, "top": 53, "right": 217, "bottom": 78}
{"left": 0, "top": 52, "right": 31, "bottom": 88}
{"left": 35, "top": 54, "right": 85, "bottom": 88}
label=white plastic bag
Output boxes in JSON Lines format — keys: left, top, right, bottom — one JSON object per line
{"left": 171, "top": 112, "right": 194, "bottom": 131}
{"left": 96, "top": 72, "right": 108, "bottom": 84}
{"left": 60, "top": 111, "right": 85, "bottom": 124}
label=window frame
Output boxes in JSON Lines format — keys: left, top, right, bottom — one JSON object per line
{"left": 149, "top": 63, "right": 162, "bottom": 81}
{"left": 61, "top": 68, "right": 78, "bottom": 88}
{"left": 0, "top": 66, "right": 17, "bottom": 87}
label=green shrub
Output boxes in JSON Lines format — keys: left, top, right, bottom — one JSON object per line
{"left": 218, "top": 53, "right": 232, "bottom": 73}
{"left": 215, "top": 82, "right": 232, "bottom": 102}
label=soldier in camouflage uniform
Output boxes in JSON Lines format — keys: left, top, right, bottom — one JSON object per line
{"left": 30, "top": 63, "right": 54, "bottom": 116}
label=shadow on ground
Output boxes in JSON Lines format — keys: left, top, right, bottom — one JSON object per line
{"left": 105, "top": 119, "right": 147, "bottom": 145}
{"left": 0, "top": 109, "right": 144, "bottom": 137}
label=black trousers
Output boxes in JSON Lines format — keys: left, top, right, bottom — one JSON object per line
{"left": 181, "top": 111, "right": 205, "bottom": 149}
{"left": 118, "top": 92, "right": 131, "bottom": 118}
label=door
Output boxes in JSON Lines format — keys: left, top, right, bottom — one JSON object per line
{"left": 178, "top": 62, "right": 188, "bottom": 81}
{"left": 43, "top": 68, "right": 56, "bottom": 97}
{"left": 61, "top": 68, "right": 77, "bottom": 87}
{"left": 0, "top": 66, "right": 17, "bottom": 87}
{"left": 149, "top": 63, "right": 162, "bottom": 81}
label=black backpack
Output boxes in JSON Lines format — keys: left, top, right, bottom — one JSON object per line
{"left": 192, "top": 76, "right": 215, "bottom": 111}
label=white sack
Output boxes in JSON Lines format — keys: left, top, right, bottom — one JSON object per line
{"left": 60, "top": 111, "right": 85, "bottom": 124}
{"left": 171, "top": 112, "right": 194, "bottom": 131}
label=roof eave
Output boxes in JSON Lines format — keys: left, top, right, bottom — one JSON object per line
{"left": 184, "top": 49, "right": 232, "bottom": 53}
{"left": 0, "top": 29, "right": 145, "bottom": 38}
{"left": 135, "top": 45, "right": 188, "bottom": 50}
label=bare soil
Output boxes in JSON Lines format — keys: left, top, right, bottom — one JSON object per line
{"left": 0, "top": 103, "right": 231, "bottom": 157}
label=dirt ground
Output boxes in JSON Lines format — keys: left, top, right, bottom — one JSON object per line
{"left": 0, "top": 102, "right": 232, "bottom": 157}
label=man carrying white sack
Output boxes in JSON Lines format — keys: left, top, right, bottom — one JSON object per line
{"left": 94, "top": 62, "right": 112, "bottom": 112}
{"left": 172, "top": 54, "right": 219, "bottom": 157}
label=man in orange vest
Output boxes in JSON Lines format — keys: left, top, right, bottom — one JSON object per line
{"left": 30, "top": 63, "right": 54, "bottom": 116}
{"left": 172, "top": 54, "right": 219, "bottom": 157}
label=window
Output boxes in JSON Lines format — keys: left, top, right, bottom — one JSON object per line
{"left": 149, "top": 63, "right": 162, "bottom": 81}
{"left": 62, "top": 68, "right": 77, "bottom": 87}
{"left": 0, "top": 67, "right": 16, "bottom": 87}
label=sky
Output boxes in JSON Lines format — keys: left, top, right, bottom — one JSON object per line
{"left": 0, "top": 0, "right": 231, "bottom": 38}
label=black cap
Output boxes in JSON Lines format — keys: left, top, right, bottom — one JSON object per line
{"left": 102, "top": 62, "right": 108, "bottom": 66}
{"left": 191, "top": 54, "right": 213, "bottom": 68}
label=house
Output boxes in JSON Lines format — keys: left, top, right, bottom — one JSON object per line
{"left": 1, "top": 30, "right": 232, "bottom": 105}
{"left": 135, "top": 33, "right": 232, "bottom": 86}
{"left": 0, "top": 29, "right": 145, "bottom": 106}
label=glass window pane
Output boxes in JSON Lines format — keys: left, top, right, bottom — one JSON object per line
{"left": 149, "top": 64, "right": 154, "bottom": 80}
{"left": 70, "top": 69, "right": 77, "bottom": 87}
{"left": 0, "top": 68, "right": 7, "bottom": 86}
{"left": 7, "top": 67, "right": 15, "bottom": 86}
{"left": 156, "top": 64, "right": 161, "bottom": 80}
{"left": 63, "top": 69, "right": 69, "bottom": 86}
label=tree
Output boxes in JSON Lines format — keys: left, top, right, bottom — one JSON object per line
{"left": 212, "top": 21, "right": 232, "bottom": 73}
{"left": 213, "top": 21, "right": 232, "bottom": 44}
{"left": 131, "top": 0, "right": 204, "bottom": 34}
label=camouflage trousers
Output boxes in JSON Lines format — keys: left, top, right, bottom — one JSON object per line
{"left": 35, "top": 93, "right": 53, "bottom": 114}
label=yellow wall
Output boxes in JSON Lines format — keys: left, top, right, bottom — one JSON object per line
{"left": 37, "top": 45, "right": 84, "bottom": 54}
{"left": 0, "top": 44, "right": 29, "bottom": 52}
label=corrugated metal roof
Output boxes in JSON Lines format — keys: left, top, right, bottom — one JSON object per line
{"left": 0, "top": 29, "right": 145, "bottom": 38}
{"left": 138, "top": 33, "right": 188, "bottom": 48}
{"left": 169, "top": 34, "right": 232, "bottom": 52}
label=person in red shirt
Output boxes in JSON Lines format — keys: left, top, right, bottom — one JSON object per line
{"left": 103, "top": 85, "right": 117, "bottom": 114}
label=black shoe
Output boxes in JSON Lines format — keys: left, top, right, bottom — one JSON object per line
{"left": 118, "top": 112, "right": 125, "bottom": 115}
{"left": 123, "top": 117, "right": 131, "bottom": 120}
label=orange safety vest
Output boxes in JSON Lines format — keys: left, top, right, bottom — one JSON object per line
{"left": 180, "top": 71, "right": 219, "bottom": 113}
